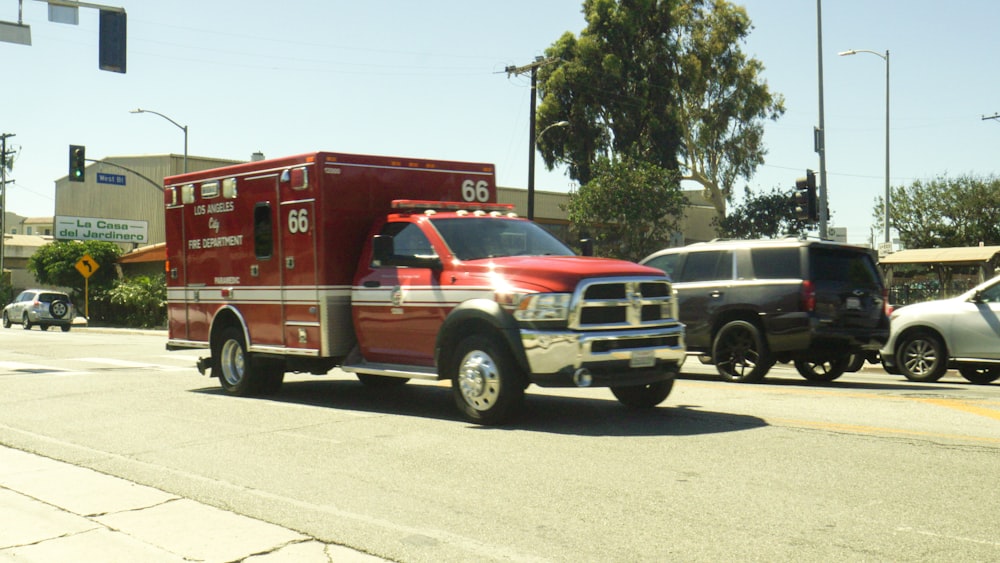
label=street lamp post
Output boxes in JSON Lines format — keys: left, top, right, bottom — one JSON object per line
{"left": 130, "top": 108, "right": 189, "bottom": 173}
{"left": 529, "top": 120, "right": 569, "bottom": 220}
{"left": 839, "top": 48, "right": 890, "bottom": 244}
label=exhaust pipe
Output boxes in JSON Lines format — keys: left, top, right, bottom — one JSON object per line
{"left": 573, "top": 368, "right": 593, "bottom": 387}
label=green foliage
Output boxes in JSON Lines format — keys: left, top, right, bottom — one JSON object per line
{"left": 674, "top": 0, "right": 785, "bottom": 217}
{"left": 876, "top": 174, "right": 1000, "bottom": 248}
{"left": 27, "top": 240, "right": 122, "bottom": 298}
{"left": 566, "top": 155, "right": 687, "bottom": 261}
{"left": 537, "top": 0, "right": 684, "bottom": 184}
{"left": 105, "top": 274, "right": 167, "bottom": 329}
{"left": 715, "top": 186, "right": 809, "bottom": 239}
{"left": 537, "top": 0, "right": 784, "bottom": 222}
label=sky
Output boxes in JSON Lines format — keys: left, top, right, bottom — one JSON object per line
{"left": 1, "top": 0, "right": 998, "bottom": 247}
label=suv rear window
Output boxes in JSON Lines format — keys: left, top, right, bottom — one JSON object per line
{"left": 810, "top": 248, "right": 880, "bottom": 286}
{"left": 750, "top": 247, "right": 800, "bottom": 279}
{"left": 38, "top": 293, "right": 65, "bottom": 303}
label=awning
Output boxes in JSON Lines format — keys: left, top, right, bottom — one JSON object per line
{"left": 118, "top": 242, "right": 166, "bottom": 264}
{"left": 879, "top": 245, "right": 1000, "bottom": 265}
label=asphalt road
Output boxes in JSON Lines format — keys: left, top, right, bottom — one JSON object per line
{"left": 2, "top": 327, "right": 999, "bottom": 562}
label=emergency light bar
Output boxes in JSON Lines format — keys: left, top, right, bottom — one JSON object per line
{"left": 391, "top": 200, "right": 516, "bottom": 213}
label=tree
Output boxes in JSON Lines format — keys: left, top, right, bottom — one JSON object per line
{"left": 536, "top": 0, "right": 784, "bottom": 221}
{"left": 536, "top": 0, "right": 684, "bottom": 184}
{"left": 566, "top": 155, "right": 687, "bottom": 261}
{"left": 714, "top": 186, "right": 809, "bottom": 239}
{"left": 27, "top": 240, "right": 122, "bottom": 298}
{"left": 876, "top": 174, "right": 1000, "bottom": 248}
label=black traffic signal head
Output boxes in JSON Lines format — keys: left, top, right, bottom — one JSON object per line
{"left": 793, "top": 169, "right": 818, "bottom": 222}
{"left": 69, "top": 145, "right": 85, "bottom": 182}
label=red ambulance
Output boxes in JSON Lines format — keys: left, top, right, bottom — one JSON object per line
{"left": 164, "top": 152, "right": 685, "bottom": 424}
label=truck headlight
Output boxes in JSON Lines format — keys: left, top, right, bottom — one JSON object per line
{"left": 498, "top": 292, "right": 571, "bottom": 322}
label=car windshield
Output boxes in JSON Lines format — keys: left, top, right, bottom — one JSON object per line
{"left": 430, "top": 217, "right": 575, "bottom": 261}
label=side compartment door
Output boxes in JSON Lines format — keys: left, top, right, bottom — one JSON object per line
{"left": 164, "top": 187, "right": 189, "bottom": 340}
{"left": 278, "top": 168, "right": 320, "bottom": 353}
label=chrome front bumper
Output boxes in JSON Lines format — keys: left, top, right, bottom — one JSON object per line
{"left": 520, "top": 324, "right": 686, "bottom": 376}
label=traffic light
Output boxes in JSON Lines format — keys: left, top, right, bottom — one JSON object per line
{"left": 69, "top": 145, "right": 86, "bottom": 182}
{"left": 99, "top": 10, "right": 126, "bottom": 74}
{"left": 794, "top": 169, "right": 818, "bottom": 222}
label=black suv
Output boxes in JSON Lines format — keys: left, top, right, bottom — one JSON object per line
{"left": 641, "top": 239, "right": 889, "bottom": 383}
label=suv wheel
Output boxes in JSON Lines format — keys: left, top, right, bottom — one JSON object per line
{"left": 795, "top": 356, "right": 849, "bottom": 382}
{"left": 712, "top": 320, "right": 773, "bottom": 383}
{"left": 958, "top": 366, "right": 1000, "bottom": 385}
{"left": 2, "top": 312, "right": 9, "bottom": 329}
{"left": 22, "top": 313, "right": 32, "bottom": 330}
{"left": 898, "top": 331, "right": 947, "bottom": 382}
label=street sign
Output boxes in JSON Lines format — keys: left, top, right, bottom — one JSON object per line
{"left": 96, "top": 172, "right": 126, "bottom": 186}
{"left": 75, "top": 254, "right": 99, "bottom": 279}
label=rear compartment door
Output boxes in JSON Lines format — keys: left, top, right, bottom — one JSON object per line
{"left": 809, "top": 247, "right": 885, "bottom": 328}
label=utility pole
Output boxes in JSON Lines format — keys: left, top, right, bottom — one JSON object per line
{"left": 506, "top": 56, "right": 554, "bottom": 220}
{"left": 0, "top": 133, "right": 13, "bottom": 285}
{"left": 815, "top": 0, "right": 829, "bottom": 240}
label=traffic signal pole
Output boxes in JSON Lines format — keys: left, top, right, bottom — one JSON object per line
{"left": 815, "top": 0, "right": 829, "bottom": 240}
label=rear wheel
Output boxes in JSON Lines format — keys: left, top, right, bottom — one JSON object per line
{"left": 712, "top": 320, "right": 772, "bottom": 383}
{"left": 611, "top": 378, "right": 674, "bottom": 408}
{"left": 897, "top": 331, "right": 947, "bottom": 382}
{"left": 958, "top": 366, "right": 1000, "bottom": 385}
{"left": 795, "top": 356, "right": 850, "bottom": 382}
{"left": 22, "top": 313, "right": 31, "bottom": 330}
{"left": 61, "top": 325, "right": 72, "bottom": 332}
{"left": 215, "top": 327, "right": 278, "bottom": 396}
{"left": 451, "top": 334, "right": 525, "bottom": 425}
{"left": 845, "top": 353, "right": 867, "bottom": 373}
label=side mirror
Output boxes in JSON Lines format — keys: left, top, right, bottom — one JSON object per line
{"left": 580, "top": 237, "right": 594, "bottom": 257}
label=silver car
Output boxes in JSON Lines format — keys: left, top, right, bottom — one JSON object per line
{"left": 881, "top": 274, "right": 1000, "bottom": 384}
{"left": 2, "top": 289, "right": 76, "bottom": 332}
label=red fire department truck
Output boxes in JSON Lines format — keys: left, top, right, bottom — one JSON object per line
{"left": 164, "top": 151, "right": 685, "bottom": 424}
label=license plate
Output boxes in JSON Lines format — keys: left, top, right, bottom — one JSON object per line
{"left": 630, "top": 349, "right": 656, "bottom": 368}
{"left": 846, "top": 296, "right": 861, "bottom": 310}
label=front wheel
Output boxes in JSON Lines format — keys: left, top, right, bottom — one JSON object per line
{"left": 795, "top": 356, "right": 850, "bottom": 382}
{"left": 897, "top": 332, "right": 947, "bottom": 382}
{"left": 451, "top": 334, "right": 525, "bottom": 425}
{"left": 959, "top": 366, "right": 1000, "bottom": 385}
{"left": 611, "top": 378, "right": 674, "bottom": 408}
{"left": 712, "top": 320, "right": 772, "bottom": 383}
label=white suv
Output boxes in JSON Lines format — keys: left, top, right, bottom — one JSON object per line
{"left": 2, "top": 289, "right": 76, "bottom": 332}
{"left": 882, "top": 274, "right": 1000, "bottom": 384}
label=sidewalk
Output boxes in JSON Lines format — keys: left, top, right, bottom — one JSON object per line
{"left": 0, "top": 446, "right": 390, "bottom": 562}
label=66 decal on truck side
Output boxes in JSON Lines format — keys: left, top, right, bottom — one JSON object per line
{"left": 164, "top": 151, "right": 685, "bottom": 424}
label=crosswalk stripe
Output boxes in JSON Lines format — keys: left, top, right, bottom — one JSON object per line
{"left": 75, "top": 358, "right": 192, "bottom": 371}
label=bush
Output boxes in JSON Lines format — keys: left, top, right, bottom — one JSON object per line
{"left": 102, "top": 274, "right": 167, "bottom": 328}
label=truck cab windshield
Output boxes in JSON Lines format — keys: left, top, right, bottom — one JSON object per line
{"left": 431, "top": 217, "right": 575, "bottom": 261}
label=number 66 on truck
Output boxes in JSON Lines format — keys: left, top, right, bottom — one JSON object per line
{"left": 163, "top": 151, "right": 685, "bottom": 424}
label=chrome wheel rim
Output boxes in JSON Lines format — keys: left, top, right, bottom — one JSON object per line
{"left": 220, "top": 338, "right": 246, "bottom": 386}
{"left": 902, "top": 339, "right": 937, "bottom": 376}
{"left": 458, "top": 350, "right": 500, "bottom": 411}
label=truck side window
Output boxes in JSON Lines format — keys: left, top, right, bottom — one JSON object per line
{"left": 254, "top": 203, "right": 273, "bottom": 259}
{"left": 375, "top": 223, "right": 436, "bottom": 267}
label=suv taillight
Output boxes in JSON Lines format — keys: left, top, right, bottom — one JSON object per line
{"left": 800, "top": 280, "right": 816, "bottom": 312}
{"left": 883, "top": 288, "right": 892, "bottom": 316}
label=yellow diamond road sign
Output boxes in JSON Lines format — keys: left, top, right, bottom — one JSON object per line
{"left": 75, "top": 254, "right": 99, "bottom": 279}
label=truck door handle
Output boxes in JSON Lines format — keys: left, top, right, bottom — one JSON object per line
{"left": 364, "top": 281, "right": 380, "bottom": 288}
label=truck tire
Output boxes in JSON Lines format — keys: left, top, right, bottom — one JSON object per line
{"left": 794, "top": 356, "right": 849, "bottom": 382}
{"left": 712, "top": 320, "right": 772, "bottom": 383}
{"left": 611, "top": 379, "right": 674, "bottom": 408}
{"left": 897, "top": 331, "right": 947, "bottom": 382}
{"left": 451, "top": 334, "right": 525, "bottom": 425}
{"left": 215, "top": 326, "right": 270, "bottom": 396}
{"left": 22, "top": 313, "right": 32, "bottom": 330}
